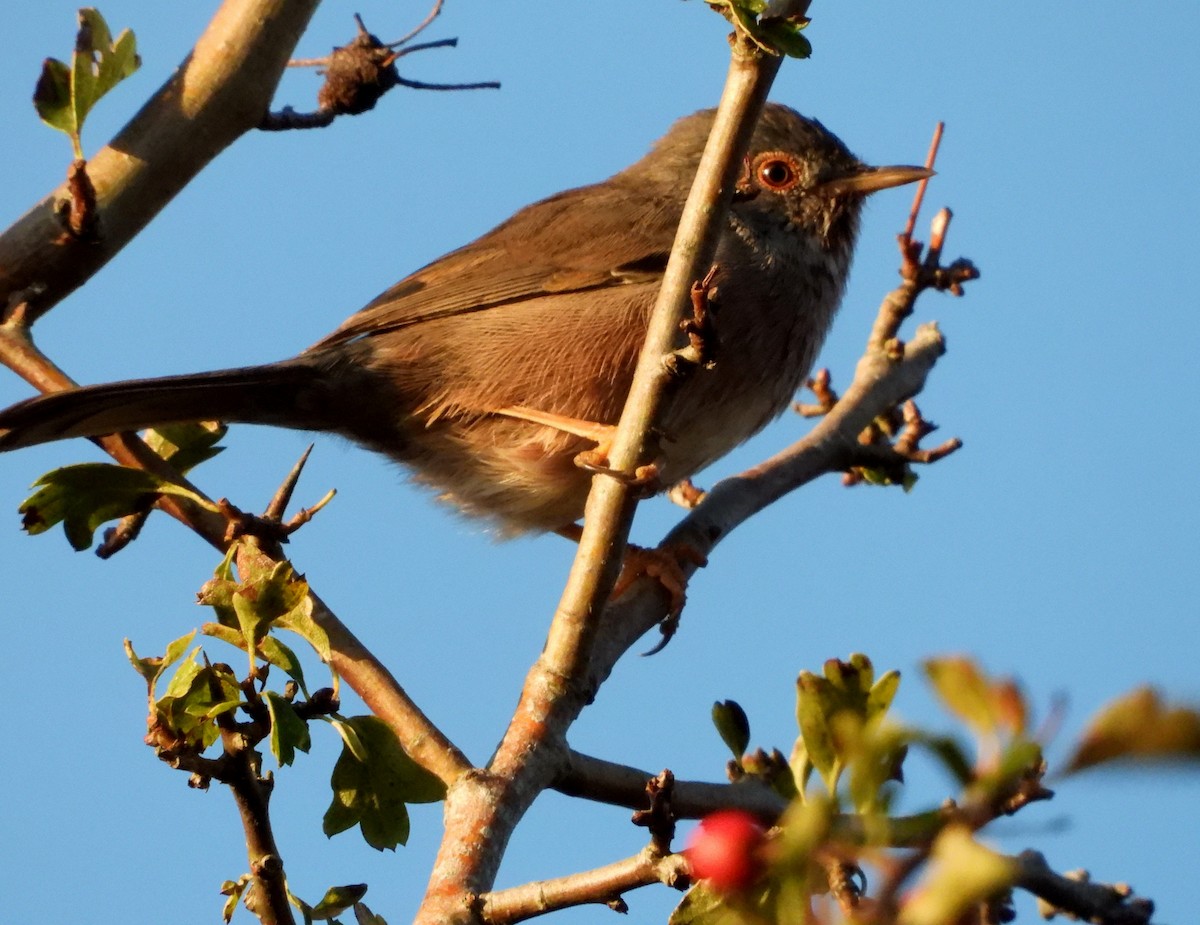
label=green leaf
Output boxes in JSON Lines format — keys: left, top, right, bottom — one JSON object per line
{"left": 162, "top": 648, "right": 203, "bottom": 699}
{"left": 308, "top": 884, "right": 368, "bottom": 921}
{"left": 712, "top": 700, "right": 751, "bottom": 759}
{"left": 259, "top": 635, "right": 309, "bottom": 698}
{"left": 233, "top": 586, "right": 273, "bottom": 655}
{"left": 20, "top": 463, "right": 215, "bottom": 550}
{"left": 796, "top": 671, "right": 840, "bottom": 790}
{"left": 1065, "top": 687, "right": 1200, "bottom": 773}
{"left": 220, "top": 878, "right": 248, "bottom": 924}
{"left": 757, "top": 17, "right": 812, "bottom": 59}
{"left": 923, "top": 656, "right": 1000, "bottom": 737}
{"left": 143, "top": 421, "right": 227, "bottom": 473}
{"left": 846, "top": 725, "right": 908, "bottom": 815}
{"left": 331, "top": 718, "right": 370, "bottom": 762}
{"left": 33, "top": 9, "right": 140, "bottom": 152}
{"left": 352, "top": 901, "right": 388, "bottom": 925}
{"left": 707, "top": 0, "right": 812, "bottom": 59}
{"left": 323, "top": 716, "right": 445, "bottom": 851}
{"left": 866, "top": 669, "right": 902, "bottom": 723}
{"left": 201, "top": 621, "right": 246, "bottom": 650}
{"left": 155, "top": 658, "right": 241, "bottom": 749}
{"left": 265, "top": 690, "right": 311, "bottom": 767}
{"left": 93, "top": 16, "right": 140, "bottom": 99}
{"left": 33, "top": 58, "right": 73, "bottom": 134}
{"left": 668, "top": 882, "right": 730, "bottom": 925}
{"left": 124, "top": 637, "right": 161, "bottom": 684}
{"left": 912, "top": 732, "right": 974, "bottom": 785}
{"left": 899, "top": 826, "right": 1018, "bottom": 925}
{"left": 795, "top": 656, "right": 891, "bottom": 795}
{"left": 201, "top": 621, "right": 311, "bottom": 699}
{"left": 274, "top": 588, "right": 331, "bottom": 663}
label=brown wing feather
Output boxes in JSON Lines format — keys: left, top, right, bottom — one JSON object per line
{"left": 310, "top": 179, "right": 682, "bottom": 350}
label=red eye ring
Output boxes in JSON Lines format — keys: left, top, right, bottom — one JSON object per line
{"left": 757, "top": 155, "right": 799, "bottom": 191}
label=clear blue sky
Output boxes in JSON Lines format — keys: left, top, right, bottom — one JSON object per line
{"left": 1, "top": 3, "right": 1197, "bottom": 923}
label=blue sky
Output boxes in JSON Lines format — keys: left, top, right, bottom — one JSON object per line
{"left": 1, "top": 3, "right": 1198, "bottom": 923}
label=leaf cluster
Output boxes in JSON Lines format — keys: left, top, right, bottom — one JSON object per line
{"left": 678, "top": 653, "right": 1200, "bottom": 925}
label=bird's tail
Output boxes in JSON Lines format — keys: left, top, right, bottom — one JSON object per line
{"left": 0, "top": 360, "right": 324, "bottom": 451}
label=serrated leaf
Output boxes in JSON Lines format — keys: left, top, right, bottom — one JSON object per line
{"left": 265, "top": 690, "right": 311, "bottom": 767}
{"left": 96, "top": 24, "right": 140, "bottom": 98}
{"left": 324, "top": 716, "right": 445, "bottom": 851}
{"left": 151, "top": 630, "right": 199, "bottom": 688}
{"left": 201, "top": 621, "right": 311, "bottom": 699}
{"left": 213, "top": 543, "right": 238, "bottom": 581}
{"left": 20, "top": 463, "right": 215, "bottom": 550}
{"left": 322, "top": 777, "right": 361, "bottom": 838}
{"left": 1065, "top": 687, "right": 1200, "bottom": 773}
{"left": 71, "top": 9, "right": 138, "bottom": 133}
{"left": 712, "top": 700, "right": 751, "bottom": 759}
{"left": 34, "top": 9, "right": 139, "bottom": 153}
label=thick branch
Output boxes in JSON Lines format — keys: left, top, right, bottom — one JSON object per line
{"left": 0, "top": 0, "right": 322, "bottom": 323}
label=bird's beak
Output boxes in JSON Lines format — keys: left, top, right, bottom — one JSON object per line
{"left": 814, "top": 164, "right": 934, "bottom": 198}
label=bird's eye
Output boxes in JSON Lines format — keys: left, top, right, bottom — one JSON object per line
{"left": 757, "top": 156, "right": 799, "bottom": 191}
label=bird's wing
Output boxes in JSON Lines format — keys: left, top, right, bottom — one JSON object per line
{"left": 310, "top": 182, "right": 681, "bottom": 349}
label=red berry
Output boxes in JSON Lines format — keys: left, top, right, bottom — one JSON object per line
{"left": 684, "top": 809, "right": 765, "bottom": 893}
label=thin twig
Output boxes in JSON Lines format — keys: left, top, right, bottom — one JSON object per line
{"left": 395, "top": 77, "right": 501, "bottom": 92}
{"left": 387, "top": 0, "right": 445, "bottom": 50}
{"left": 901, "top": 121, "right": 944, "bottom": 242}
{"left": 1016, "top": 851, "right": 1155, "bottom": 925}
{"left": 480, "top": 850, "right": 689, "bottom": 924}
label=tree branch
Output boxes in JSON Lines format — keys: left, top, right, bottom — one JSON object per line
{"left": 1016, "top": 850, "right": 1156, "bottom": 925}
{"left": 411, "top": 9, "right": 808, "bottom": 920}
{"left": 480, "top": 849, "right": 689, "bottom": 924}
{"left": 0, "top": 0, "right": 322, "bottom": 324}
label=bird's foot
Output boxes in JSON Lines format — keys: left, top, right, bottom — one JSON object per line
{"left": 612, "top": 540, "right": 707, "bottom": 622}
{"left": 496, "top": 405, "right": 660, "bottom": 493}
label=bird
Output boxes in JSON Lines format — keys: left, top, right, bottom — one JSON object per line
{"left": 0, "top": 104, "right": 930, "bottom": 536}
